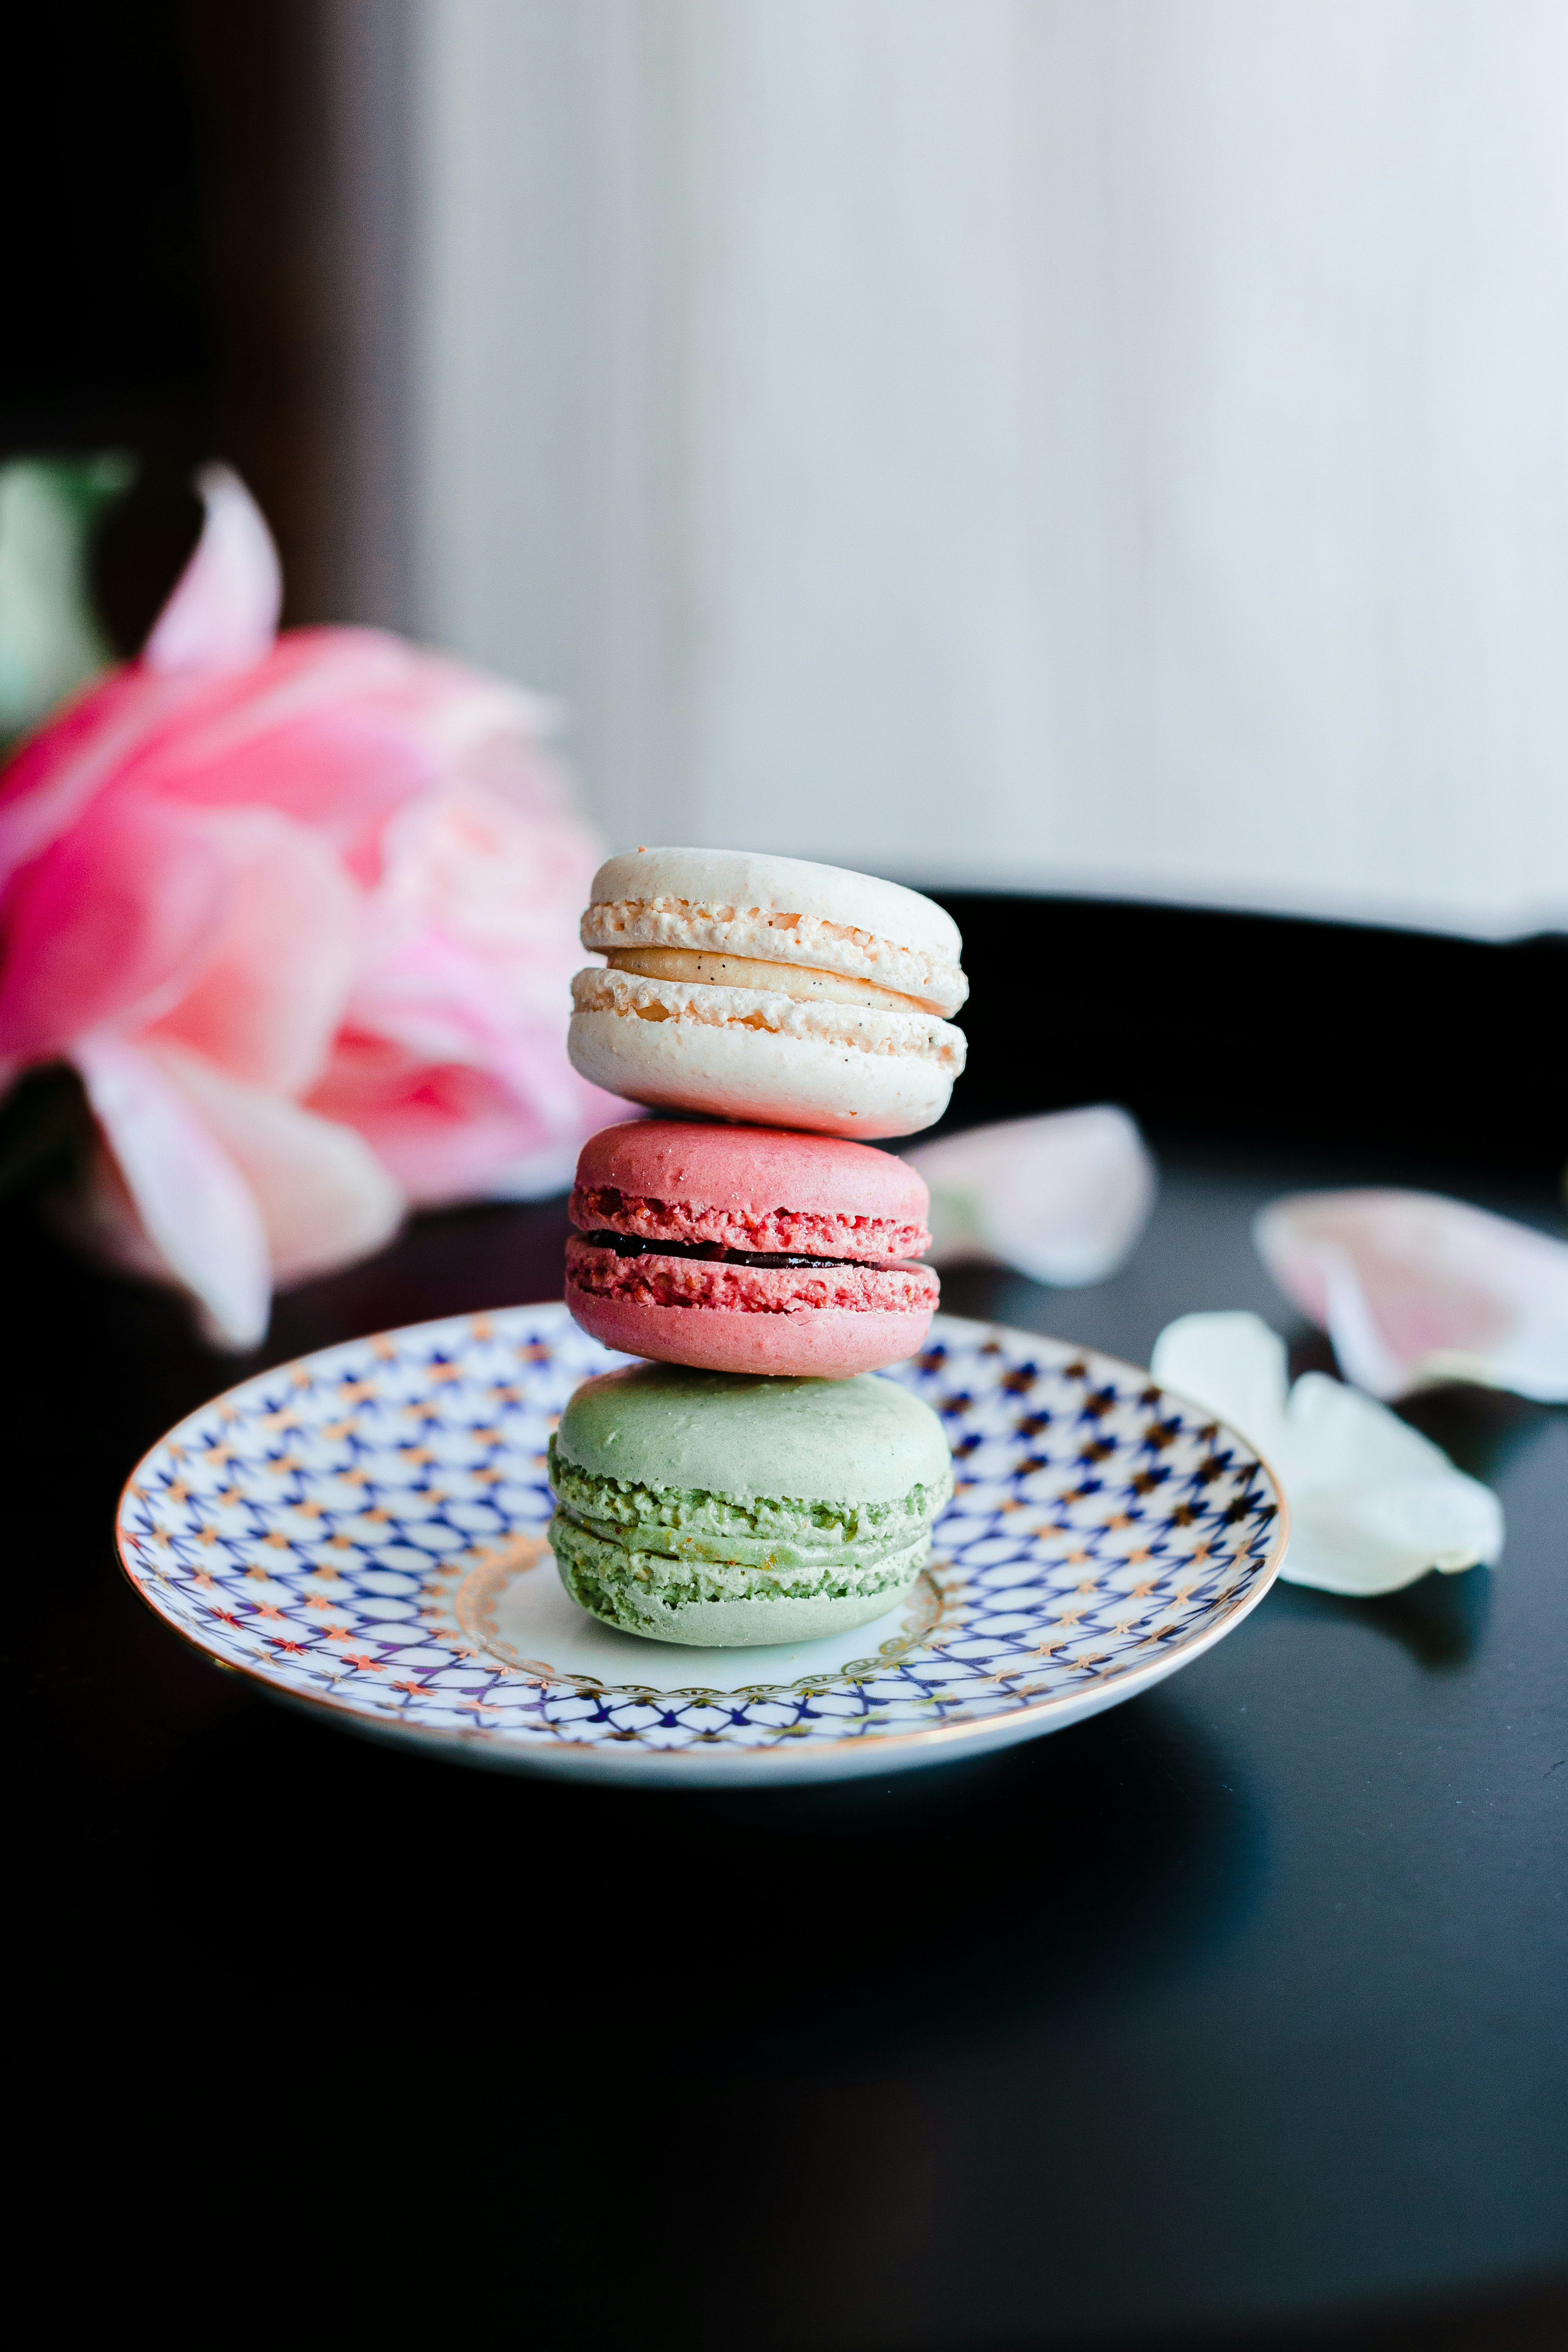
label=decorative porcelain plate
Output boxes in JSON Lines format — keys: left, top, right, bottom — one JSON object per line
{"left": 117, "top": 1303, "right": 1286, "bottom": 1786}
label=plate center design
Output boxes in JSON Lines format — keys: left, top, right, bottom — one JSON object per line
{"left": 455, "top": 1538, "right": 955, "bottom": 1697}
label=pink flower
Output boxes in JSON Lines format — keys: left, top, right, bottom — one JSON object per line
{"left": 0, "top": 466, "right": 623, "bottom": 1345}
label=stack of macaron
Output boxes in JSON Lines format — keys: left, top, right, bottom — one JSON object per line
{"left": 547, "top": 847, "right": 968, "bottom": 1649}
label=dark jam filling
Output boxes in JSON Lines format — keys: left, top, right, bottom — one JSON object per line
{"left": 583, "top": 1229, "right": 859, "bottom": 1271}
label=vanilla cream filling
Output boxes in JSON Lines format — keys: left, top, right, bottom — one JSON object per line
{"left": 582, "top": 897, "right": 967, "bottom": 1016}
{"left": 604, "top": 945, "right": 927, "bottom": 1014}
{"left": 571, "top": 966, "right": 967, "bottom": 1068}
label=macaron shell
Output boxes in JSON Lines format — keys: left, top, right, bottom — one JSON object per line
{"left": 587, "top": 847, "right": 962, "bottom": 964}
{"left": 574, "top": 1118, "right": 930, "bottom": 1234}
{"left": 550, "top": 1541, "right": 925, "bottom": 1647}
{"left": 567, "top": 1287, "right": 934, "bottom": 1378}
{"left": 567, "top": 999, "right": 958, "bottom": 1139}
{"left": 553, "top": 1359, "right": 952, "bottom": 1507}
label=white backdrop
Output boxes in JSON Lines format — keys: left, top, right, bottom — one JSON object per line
{"left": 394, "top": 0, "right": 1568, "bottom": 935}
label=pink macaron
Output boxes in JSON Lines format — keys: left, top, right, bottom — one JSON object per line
{"left": 565, "top": 1120, "right": 939, "bottom": 1377}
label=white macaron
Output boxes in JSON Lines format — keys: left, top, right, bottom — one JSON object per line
{"left": 568, "top": 847, "right": 968, "bottom": 1138}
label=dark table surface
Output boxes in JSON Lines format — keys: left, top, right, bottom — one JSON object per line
{"left": 11, "top": 1139, "right": 1568, "bottom": 2351}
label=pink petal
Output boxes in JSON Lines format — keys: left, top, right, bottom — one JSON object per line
{"left": 303, "top": 773, "right": 619, "bottom": 1202}
{"left": 0, "top": 628, "right": 565, "bottom": 896}
{"left": 143, "top": 640, "right": 570, "bottom": 883}
{"left": 145, "top": 807, "right": 360, "bottom": 1092}
{"left": 142, "top": 465, "right": 282, "bottom": 676}
{"left": 0, "top": 641, "right": 406, "bottom": 896}
{"left": 344, "top": 925, "right": 599, "bottom": 1130}
{"left": 374, "top": 778, "right": 595, "bottom": 956}
{"left": 306, "top": 1032, "right": 615, "bottom": 1206}
{"left": 1255, "top": 1189, "right": 1568, "bottom": 1402}
{"left": 354, "top": 785, "right": 594, "bottom": 1055}
{"left": 0, "top": 796, "right": 232, "bottom": 1058}
{"left": 0, "top": 665, "right": 211, "bottom": 891}
{"left": 147, "top": 1044, "right": 404, "bottom": 1285}
{"left": 71, "top": 1035, "right": 270, "bottom": 1347}
{"left": 907, "top": 1107, "right": 1157, "bottom": 1285}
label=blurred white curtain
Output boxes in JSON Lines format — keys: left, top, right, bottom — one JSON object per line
{"left": 404, "top": 0, "right": 1568, "bottom": 935}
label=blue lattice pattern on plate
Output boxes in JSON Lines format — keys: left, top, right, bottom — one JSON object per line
{"left": 116, "top": 1304, "right": 1283, "bottom": 1766}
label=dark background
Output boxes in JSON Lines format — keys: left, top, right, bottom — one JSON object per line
{"left": 6, "top": 10, "right": 1568, "bottom": 2348}
{"left": 6, "top": 3, "right": 337, "bottom": 644}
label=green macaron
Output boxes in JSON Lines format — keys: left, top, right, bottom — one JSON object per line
{"left": 547, "top": 1361, "right": 953, "bottom": 1647}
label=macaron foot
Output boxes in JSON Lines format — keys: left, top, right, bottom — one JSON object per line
{"left": 551, "top": 1528, "right": 925, "bottom": 1648}
{"left": 566, "top": 1287, "right": 932, "bottom": 1378}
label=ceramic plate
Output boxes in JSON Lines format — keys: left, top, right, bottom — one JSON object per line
{"left": 116, "top": 1303, "right": 1286, "bottom": 1785}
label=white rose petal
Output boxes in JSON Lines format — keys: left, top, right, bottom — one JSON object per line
{"left": 1149, "top": 1310, "right": 1290, "bottom": 1460}
{"left": 1150, "top": 1311, "right": 1503, "bottom": 1599}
